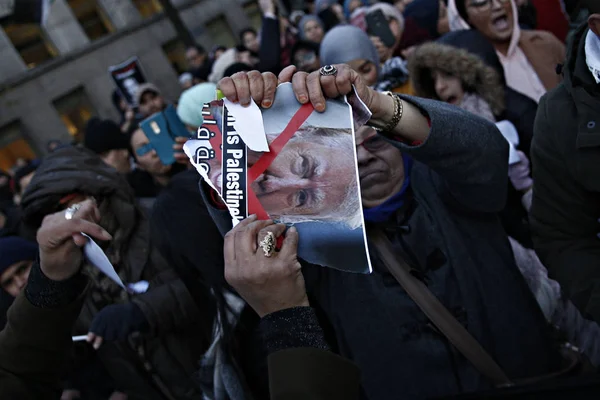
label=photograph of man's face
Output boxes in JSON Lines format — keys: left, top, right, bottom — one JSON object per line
{"left": 248, "top": 126, "right": 358, "bottom": 226}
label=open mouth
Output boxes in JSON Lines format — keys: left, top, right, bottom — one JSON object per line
{"left": 446, "top": 95, "right": 459, "bottom": 105}
{"left": 492, "top": 15, "right": 510, "bottom": 31}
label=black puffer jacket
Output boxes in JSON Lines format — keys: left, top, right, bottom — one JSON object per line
{"left": 530, "top": 23, "right": 600, "bottom": 324}
{"left": 20, "top": 146, "right": 205, "bottom": 400}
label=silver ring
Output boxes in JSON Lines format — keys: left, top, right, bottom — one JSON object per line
{"left": 64, "top": 204, "right": 82, "bottom": 220}
{"left": 319, "top": 65, "right": 337, "bottom": 77}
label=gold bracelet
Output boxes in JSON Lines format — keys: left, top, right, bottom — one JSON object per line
{"left": 367, "top": 92, "right": 404, "bottom": 133}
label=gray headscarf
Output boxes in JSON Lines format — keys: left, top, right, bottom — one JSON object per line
{"left": 319, "top": 25, "right": 380, "bottom": 76}
{"left": 298, "top": 15, "right": 325, "bottom": 41}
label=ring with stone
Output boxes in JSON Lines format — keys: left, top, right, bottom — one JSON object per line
{"left": 259, "top": 231, "right": 276, "bottom": 257}
{"left": 64, "top": 204, "right": 82, "bottom": 220}
{"left": 319, "top": 65, "right": 338, "bottom": 77}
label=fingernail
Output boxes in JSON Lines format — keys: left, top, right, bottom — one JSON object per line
{"left": 248, "top": 214, "right": 257, "bottom": 220}
{"left": 102, "top": 230, "right": 112, "bottom": 240}
{"left": 93, "top": 342, "right": 100, "bottom": 350}
{"left": 289, "top": 226, "right": 297, "bottom": 233}
{"left": 298, "top": 95, "right": 308, "bottom": 103}
{"left": 262, "top": 99, "right": 272, "bottom": 108}
{"left": 315, "top": 102, "right": 325, "bottom": 111}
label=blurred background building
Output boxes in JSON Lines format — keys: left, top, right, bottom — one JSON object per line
{"left": 0, "top": 0, "right": 262, "bottom": 171}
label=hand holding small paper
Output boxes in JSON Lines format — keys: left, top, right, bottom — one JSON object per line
{"left": 224, "top": 215, "right": 309, "bottom": 317}
{"left": 37, "top": 198, "right": 112, "bottom": 281}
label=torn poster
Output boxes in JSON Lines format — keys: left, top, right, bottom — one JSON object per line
{"left": 185, "top": 83, "right": 372, "bottom": 274}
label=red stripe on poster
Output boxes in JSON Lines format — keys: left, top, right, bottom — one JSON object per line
{"left": 248, "top": 103, "right": 314, "bottom": 182}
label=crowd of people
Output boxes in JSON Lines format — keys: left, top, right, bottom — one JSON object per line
{"left": 2, "top": 0, "right": 600, "bottom": 399}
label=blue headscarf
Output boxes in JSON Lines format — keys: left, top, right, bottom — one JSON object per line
{"left": 320, "top": 25, "right": 380, "bottom": 77}
{"left": 363, "top": 155, "right": 413, "bottom": 223}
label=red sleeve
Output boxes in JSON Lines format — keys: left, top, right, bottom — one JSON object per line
{"left": 531, "top": 0, "right": 568, "bottom": 43}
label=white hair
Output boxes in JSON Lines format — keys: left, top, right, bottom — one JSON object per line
{"left": 272, "top": 125, "right": 363, "bottom": 230}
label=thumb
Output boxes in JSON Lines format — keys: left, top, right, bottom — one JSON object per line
{"left": 278, "top": 65, "right": 296, "bottom": 84}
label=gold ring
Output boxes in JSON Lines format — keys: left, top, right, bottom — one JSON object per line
{"left": 259, "top": 231, "right": 276, "bottom": 257}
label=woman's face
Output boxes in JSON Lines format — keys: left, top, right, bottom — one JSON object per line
{"left": 465, "top": 0, "right": 514, "bottom": 43}
{"left": 432, "top": 70, "right": 465, "bottom": 105}
{"left": 304, "top": 20, "right": 325, "bottom": 43}
{"left": 347, "top": 59, "right": 378, "bottom": 87}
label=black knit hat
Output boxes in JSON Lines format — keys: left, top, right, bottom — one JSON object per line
{"left": 84, "top": 118, "right": 130, "bottom": 155}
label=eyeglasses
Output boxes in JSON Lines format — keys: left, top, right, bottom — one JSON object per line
{"left": 356, "top": 132, "right": 391, "bottom": 152}
{"left": 468, "top": 0, "right": 509, "bottom": 11}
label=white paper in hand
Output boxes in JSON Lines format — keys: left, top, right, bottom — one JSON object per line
{"left": 82, "top": 234, "right": 127, "bottom": 290}
{"left": 495, "top": 120, "right": 521, "bottom": 165}
{"left": 223, "top": 98, "right": 270, "bottom": 152}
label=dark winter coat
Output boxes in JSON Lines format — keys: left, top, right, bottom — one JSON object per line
{"left": 0, "top": 270, "right": 361, "bottom": 400}
{"left": 530, "top": 24, "right": 600, "bottom": 324}
{"left": 203, "top": 96, "right": 561, "bottom": 399}
{"left": 20, "top": 146, "right": 205, "bottom": 400}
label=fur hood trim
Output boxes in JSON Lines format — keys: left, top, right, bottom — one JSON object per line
{"left": 408, "top": 42, "right": 505, "bottom": 115}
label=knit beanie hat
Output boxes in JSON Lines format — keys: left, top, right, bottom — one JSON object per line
{"left": 0, "top": 237, "right": 38, "bottom": 276}
{"left": 84, "top": 118, "right": 130, "bottom": 155}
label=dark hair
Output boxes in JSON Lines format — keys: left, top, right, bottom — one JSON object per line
{"left": 291, "top": 40, "right": 320, "bottom": 59}
{"left": 210, "top": 45, "right": 227, "bottom": 59}
{"left": 223, "top": 62, "right": 253, "bottom": 77}
{"left": 186, "top": 43, "right": 206, "bottom": 54}
{"left": 190, "top": 63, "right": 211, "bottom": 82}
{"left": 455, "top": 0, "right": 470, "bottom": 26}
{"left": 239, "top": 27, "right": 257, "bottom": 43}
